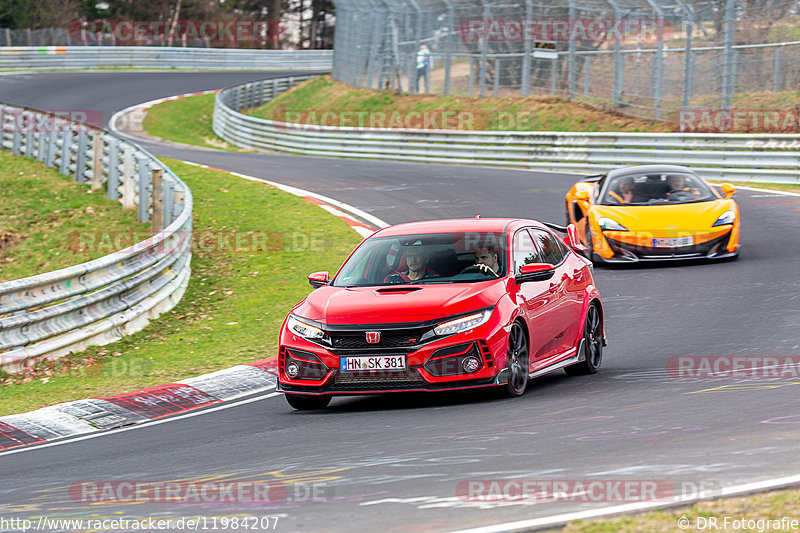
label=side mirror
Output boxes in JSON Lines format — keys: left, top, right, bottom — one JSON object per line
{"left": 721, "top": 183, "right": 736, "bottom": 199}
{"left": 516, "top": 263, "right": 556, "bottom": 284}
{"left": 307, "top": 271, "right": 330, "bottom": 289}
{"left": 575, "top": 190, "right": 590, "bottom": 202}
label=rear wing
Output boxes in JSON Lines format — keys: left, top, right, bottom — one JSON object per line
{"left": 581, "top": 174, "right": 604, "bottom": 183}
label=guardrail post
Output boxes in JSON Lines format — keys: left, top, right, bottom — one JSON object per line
{"left": 107, "top": 138, "right": 120, "bottom": 200}
{"left": 151, "top": 168, "right": 163, "bottom": 231}
{"left": 121, "top": 148, "right": 135, "bottom": 209}
{"left": 550, "top": 56, "right": 558, "bottom": 95}
{"left": 163, "top": 178, "right": 175, "bottom": 225}
{"left": 36, "top": 130, "right": 47, "bottom": 162}
{"left": 91, "top": 133, "right": 104, "bottom": 192}
{"left": 272, "top": 79, "right": 278, "bottom": 101}
{"left": 45, "top": 129, "right": 57, "bottom": 166}
{"left": 12, "top": 130, "right": 21, "bottom": 156}
{"left": 59, "top": 132, "right": 72, "bottom": 174}
{"left": 74, "top": 131, "right": 88, "bottom": 182}
{"left": 137, "top": 157, "right": 151, "bottom": 223}
{"left": 773, "top": 46, "right": 782, "bottom": 91}
{"left": 24, "top": 129, "right": 33, "bottom": 156}
{"left": 288, "top": 76, "right": 295, "bottom": 89}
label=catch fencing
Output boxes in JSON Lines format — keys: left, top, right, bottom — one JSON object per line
{"left": 0, "top": 103, "right": 193, "bottom": 373}
{"left": 330, "top": 0, "right": 800, "bottom": 123}
{"left": 213, "top": 75, "right": 800, "bottom": 184}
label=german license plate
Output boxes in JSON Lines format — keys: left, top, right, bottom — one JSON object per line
{"left": 340, "top": 355, "right": 406, "bottom": 372}
{"left": 652, "top": 236, "right": 693, "bottom": 248}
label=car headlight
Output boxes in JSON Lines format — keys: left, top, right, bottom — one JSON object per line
{"left": 598, "top": 217, "right": 629, "bottom": 232}
{"left": 712, "top": 210, "right": 736, "bottom": 227}
{"left": 433, "top": 310, "right": 492, "bottom": 337}
{"left": 287, "top": 315, "right": 324, "bottom": 340}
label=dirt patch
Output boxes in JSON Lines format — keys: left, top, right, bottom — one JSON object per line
{"left": 0, "top": 229, "right": 24, "bottom": 252}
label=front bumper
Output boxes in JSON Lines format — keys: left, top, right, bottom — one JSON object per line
{"left": 600, "top": 231, "right": 738, "bottom": 263}
{"left": 277, "top": 319, "right": 509, "bottom": 395}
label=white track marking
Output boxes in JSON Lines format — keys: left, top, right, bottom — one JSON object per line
{"left": 0, "top": 391, "right": 279, "bottom": 457}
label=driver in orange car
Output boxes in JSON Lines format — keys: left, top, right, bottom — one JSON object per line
{"left": 666, "top": 174, "right": 701, "bottom": 200}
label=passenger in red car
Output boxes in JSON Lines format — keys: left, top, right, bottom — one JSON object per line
{"left": 385, "top": 246, "right": 440, "bottom": 283}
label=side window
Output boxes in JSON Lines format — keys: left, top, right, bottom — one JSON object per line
{"left": 513, "top": 229, "right": 544, "bottom": 275}
{"left": 530, "top": 230, "right": 567, "bottom": 266}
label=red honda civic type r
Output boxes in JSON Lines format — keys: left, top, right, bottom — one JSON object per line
{"left": 277, "top": 218, "right": 606, "bottom": 410}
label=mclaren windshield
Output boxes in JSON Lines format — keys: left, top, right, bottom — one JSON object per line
{"left": 600, "top": 172, "right": 717, "bottom": 206}
{"left": 332, "top": 232, "right": 508, "bottom": 287}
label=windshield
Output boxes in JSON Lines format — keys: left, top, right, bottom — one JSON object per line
{"left": 332, "top": 232, "right": 508, "bottom": 287}
{"left": 600, "top": 172, "right": 717, "bottom": 206}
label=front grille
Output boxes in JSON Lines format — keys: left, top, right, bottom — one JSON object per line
{"left": 330, "top": 334, "right": 421, "bottom": 349}
{"left": 331, "top": 367, "right": 426, "bottom": 390}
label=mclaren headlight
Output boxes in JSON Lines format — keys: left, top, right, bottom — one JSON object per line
{"left": 712, "top": 210, "right": 736, "bottom": 227}
{"left": 287, "top": 315, "right": 325, "bottom": 340}
{"left": 598, "top": 217, "right": 629, "bottom": 232}
{"left": 433, "top": 310, "right": 492, "bottom": 337}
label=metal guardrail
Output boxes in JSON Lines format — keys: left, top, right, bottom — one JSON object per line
{"left": 0, "top": 46, "right": 333, "bottom": 70}
{"left": 0, "top": 103, "right": 193, "bottom": 373}
{"left": 213, "top": 76, "right": 800, "bottom": 184}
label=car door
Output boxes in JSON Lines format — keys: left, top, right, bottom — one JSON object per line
{"left": 529, "top": 229, "right": 582, "bottom": 358}
{"left": 511, "top": 228, "right": 561, "bottom": 363}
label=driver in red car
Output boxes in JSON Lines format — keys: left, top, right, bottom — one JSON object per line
{"left": 666, "top": 174, "right": 701, "bottom": 200}
{"left": 385, "top": 245, "right": 440, "bottom": 283}
{"left": 472, "top": 246, "right": 501, "bottom": 277}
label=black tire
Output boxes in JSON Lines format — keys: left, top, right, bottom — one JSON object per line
{"left": 503, "top": 322, "right": 529, "bottom": 397}
{"left": 285, "top": 393, "right": 331, "bottom": 410}
{"left": 565, "top": 304, "right": 603, "bottom": 376}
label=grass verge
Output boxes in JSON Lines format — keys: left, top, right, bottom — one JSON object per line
{"left": 141, "top": 93, "right": 246, "bottom": 151}
{"left": 0, "top": 158, "right": 361, "bottom": 416}
{"left": 0, "top": 151, "right": 149, "bottom": 282}
{"left": 246, "top": 75, "right": 670, "bottom": 132}
{"left": 561, "top": 487, "right": 800, "bottom": 532}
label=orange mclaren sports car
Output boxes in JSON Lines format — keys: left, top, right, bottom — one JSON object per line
{"left": 565, "top": 165, "right": 740, "bottom": 263}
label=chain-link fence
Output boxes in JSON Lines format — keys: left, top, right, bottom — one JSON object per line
{"left": 330, "top": 0, "right": 800, "bottom": 124}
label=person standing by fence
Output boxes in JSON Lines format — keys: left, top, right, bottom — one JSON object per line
{"left": 416, "top": 45, "right": 431, "bottom": 93}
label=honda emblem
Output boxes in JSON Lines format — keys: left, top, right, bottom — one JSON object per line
{"left": 366, "top": 331, "right": 381, "bottom": 344}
